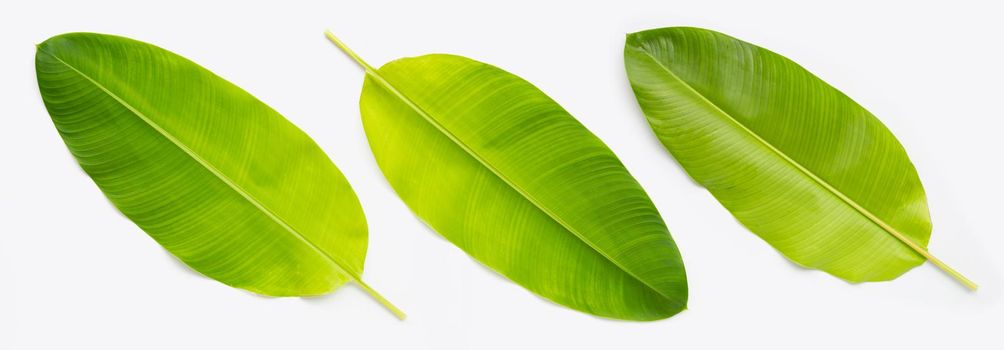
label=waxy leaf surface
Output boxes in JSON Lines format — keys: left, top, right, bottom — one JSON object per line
{"left": 37, "top": 33, "right": 401, "bottom": 315}
{"left": 343, "top": 47, "right": 687, "bottom": 320}
{"left": 624, "top": 27, "right": 956, "bottom": 284}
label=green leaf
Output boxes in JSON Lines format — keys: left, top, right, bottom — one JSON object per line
{"left": 35, "top": 32, "right": 404, "bottom": 317}
{"left": 327, "top": 32, "right": 687, "bottom": 321}
{"left": 625, "top": 26, "right": 974, "bottom": 289}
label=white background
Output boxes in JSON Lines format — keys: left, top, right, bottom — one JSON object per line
{"left": 2, "top": 0, "right": 1002, "bottom": 348}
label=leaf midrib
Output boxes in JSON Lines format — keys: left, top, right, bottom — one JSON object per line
{"left": 630, "top": 43, "right": 931, "bottom": 260}
{"left": 37, "top": 47, "right": 364, "bottom": 285}
{"left": 360, "top": 60, "right": 681, "bottom": 304}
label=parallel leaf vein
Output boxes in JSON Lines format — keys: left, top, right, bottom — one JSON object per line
{"left": 329, "top": 35, "right": 679, "bottom": 302}
{"left": 630, "top": 44, "right": 977, "bottom": 288}
{"left": 37, "top": 47, "right": 364, "bottom": 284}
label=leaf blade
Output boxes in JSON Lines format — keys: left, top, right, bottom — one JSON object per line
{"left": 36, "top": 33, "right": 407, "bottom": 313}
{"left": 330, "top": 34, "right": 687, "bottom": 320}
{"left": 625, "top": 27, "right": 973, "bottom": 288}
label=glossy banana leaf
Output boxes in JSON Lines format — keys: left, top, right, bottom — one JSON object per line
{"left": 327, "top": 32, "right": 687, "bottom": 320}
{"left": 35, "top": 33, "right": 404, "bottom": 317}
{"left": 625, "top": 27, "right": 974, "bottom": 289}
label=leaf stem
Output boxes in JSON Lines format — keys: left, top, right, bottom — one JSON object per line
{"left": 355, "top": 279, "right": 407, "bottom": 320}
{"left": 325, "top": 30, "right": 378, "bottom": 73}
{"left": 889, "top": 237, "right": 977, "bottom": 291}
{"left": 323, "top": 30, "right": 410, "bottom": 318}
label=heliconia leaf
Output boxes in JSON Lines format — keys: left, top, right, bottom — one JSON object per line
{"left": 35, "top": 33, "right": 404, "bottom": 318}
{"left": 326, "top": 32, "right": 687, "bottom": 321}
{"left": 624, "top": 26, "right": 974, "bottom": 289}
